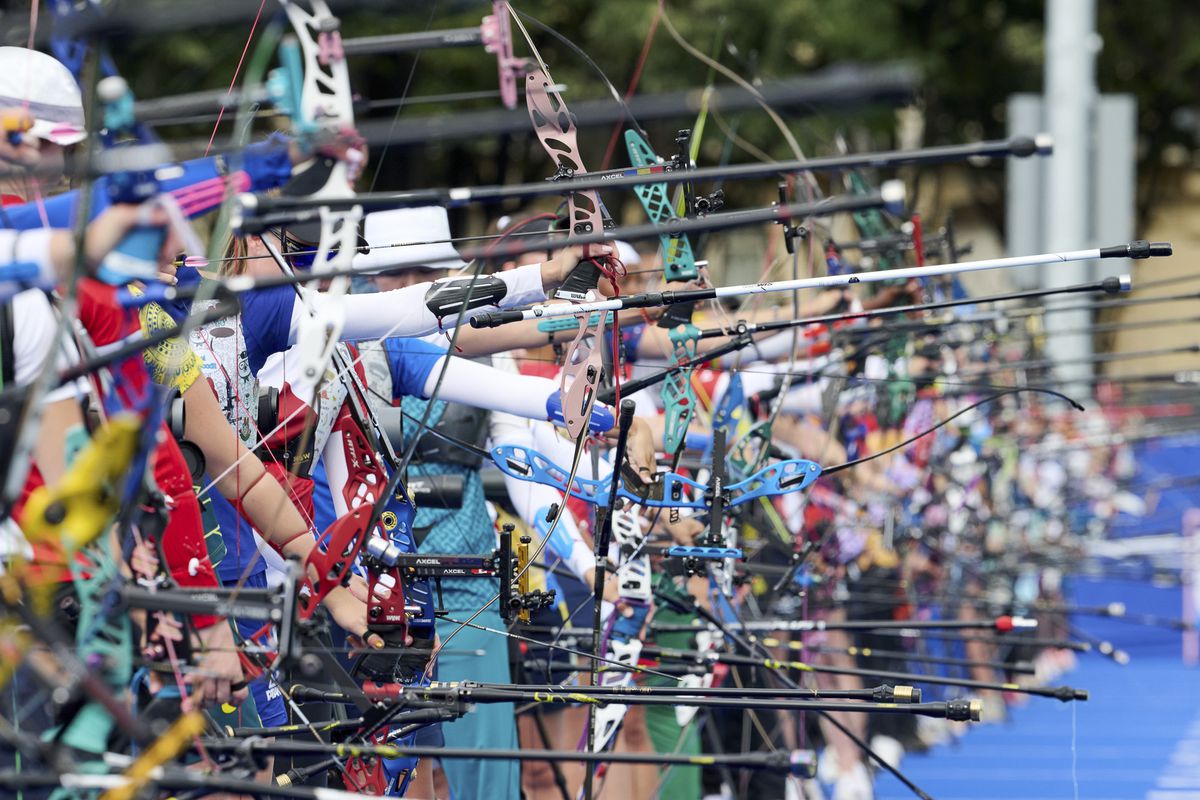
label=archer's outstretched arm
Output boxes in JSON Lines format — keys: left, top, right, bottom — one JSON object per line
{"left": 182, "top": 379, "right": 381, "bottom": 647}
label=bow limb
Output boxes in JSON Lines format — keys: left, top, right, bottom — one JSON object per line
{"left": 481, "top": 2, "right": 532, "bottom": 110}
{"left": 213, "top": 3, "right": 415, "bottom": 783}
{"left": 6, "top": 419, "right": 145, "bottom": 758}
{"left": 624, "top": 129, "right": 704, "bottom": 455}
{"left": 522, "top": 68, "right": 608, "bottom": 440}
{"left": 0, "top": 5, "right": 110, "bottom": 505}
{"left": 370, "top": 12, "right": 607, "bottom": 668}
{"left": 13, "top": 16, "right": 212, "bottom": 736}
{"left": 661, "top": 4, "right": 830, "bottom": 486}
{"left": 271, "top": 1, "right": 363, "bottom": 383}
{"left": 510, "top": 8, "right": 616, "bottom": 441}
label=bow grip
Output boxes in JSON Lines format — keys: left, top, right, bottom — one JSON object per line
{"left": 357, "top": 631, "right": 435, "bottom": 686}
{"left": 546, "top": 391, "right": 615, "bottom": 435}
{"left": 425, "top": 273, "right": 509, "bottom": 320}
{"left": 553, "top": 258, "right": 604, "bottom": 302}
{"left": 658, "top": 298, "right": 697, "bottom": 331}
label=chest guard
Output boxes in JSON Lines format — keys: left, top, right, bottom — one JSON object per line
{"left": 409, "top": 399, "right": 489, "bottom": 469}
{"left": 254, "top": 383, "right": 320, "bottom": 480}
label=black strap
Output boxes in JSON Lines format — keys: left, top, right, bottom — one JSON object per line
{"left": 0, "top": 301, "right": 15, "bottom": 389}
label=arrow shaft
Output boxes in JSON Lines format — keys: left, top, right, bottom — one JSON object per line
{"left": 473, "top": 244, "right": 1161, "bottom": 327}
{"left": 239, "top": 136, "right": 1043, "bottom": 215}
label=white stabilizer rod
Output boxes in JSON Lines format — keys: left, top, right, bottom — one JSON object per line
{"left": 470, "top": 241, "right": 1171, "bottom": 328}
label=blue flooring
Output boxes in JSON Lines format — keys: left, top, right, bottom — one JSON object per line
{"left": 875, "top": 586, "right": 1199, "bottom": 800}
{"left": 874, "top": 655, "right": 1200, "bottom": 799}
{"left": 1110, "top": 432, "right": 1200, "bottom": 539}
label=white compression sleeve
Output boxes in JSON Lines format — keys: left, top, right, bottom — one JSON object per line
{"left": 421, "top": 355, "right": 555, "bottom": 418}
{"left": 489, "top": 413, "right": 595, "bottom": 582}
{"left": 419, "top": 354, "right": 615, "bottom": 432}
{"left": 288, "top": 262, "right": 546, "bottom": 345}
{"left": 779, "top": 378, "right": 829, "bottom": 416}
{"left": 12, "top": 289, "right": 87, "bottom": 403}
{"left": 1, "top": 229, "right": 57, "bottom": 286}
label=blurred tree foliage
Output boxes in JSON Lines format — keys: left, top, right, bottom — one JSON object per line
{"left": 102, "top": 0, "right": 1200, "bottom": 229}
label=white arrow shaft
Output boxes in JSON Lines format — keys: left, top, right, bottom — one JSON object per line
{"left": 709, "top": 247, "right": 1102, "bottom": 299}
{"left": 515, "top": 247, "right": 1105, "bottom": 323}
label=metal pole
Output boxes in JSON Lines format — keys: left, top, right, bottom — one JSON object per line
{"left": 1043, "top": 0, "right": 1100, "bottom": 389}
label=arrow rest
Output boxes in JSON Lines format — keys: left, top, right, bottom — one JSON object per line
{"left": 776, "top": 181, "right": 808, "bottom": 255}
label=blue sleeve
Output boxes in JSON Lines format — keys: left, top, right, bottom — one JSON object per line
{"left": 312, "top": 457, "right": 364, "bottom": 577}
{"left": 156, "top": 265, "right": 203, "bottom": 322}
{"left": 381, "top": 338, "right": 447, "bottom": 400}
{"left": 208, "top": 489, "right": 266, "bottom": 583}
{"left": 311, "top": 462, "right": 339, "bottom": 536}
{"left": 0, "top": 136, "right": 293, "bottom": 231}
{"left": 0, "top": 182, "right": 103, "bottom": 230}
{"left": 241, "top": 286, "right": 298, "bottom": 374}
{"left": 621, "top": 323, "right": 646, "bottom": 363}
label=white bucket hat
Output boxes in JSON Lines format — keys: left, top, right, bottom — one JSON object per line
{"left": 353, "top": 206, "right": 468, "bottom": 273}
{"left": 0, "top": 47, "right": 87, "bottom": 146}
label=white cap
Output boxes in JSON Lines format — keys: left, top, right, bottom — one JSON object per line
{"left": 0, "top": 48, "right": 86, "bottom": 146}
{"left": 353, "top": 206, "right": 468, "bottom": 273}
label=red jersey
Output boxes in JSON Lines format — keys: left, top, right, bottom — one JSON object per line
{"left": 76, "top": 280, "right": 220, "bottom": 627}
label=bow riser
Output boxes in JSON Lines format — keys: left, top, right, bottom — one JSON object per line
{"left": 624, "top": 130, "right": 703, "bottom": 453}
{"left": 297, "top": 507, "right": 368, "bottom": 622}
{"left": 661, "top": 323, "right": 701, "bottom": 454}
{"left": 624, "top": 130, "right": 699, "bottom": 283}
{"left": 490, "top": 445, "right": 822, "bottom": 509}
{"left": 278, "top": 2, "right": 356, "bottom": 134}
{"left": 556, "top": 312, "right": 606, "bottom": 440}
{"left": 323, "top": 405, "right": 434, "bottom": 639}
{"left": 521, "top": 49, "right": 612, "bottom": 439}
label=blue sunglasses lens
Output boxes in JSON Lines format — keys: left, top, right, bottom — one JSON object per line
{"left": 286, "top": 249, "right": 317, "bottom": 269}
{"left": 282, "top": 236, "right": 319, "bottom": 270}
